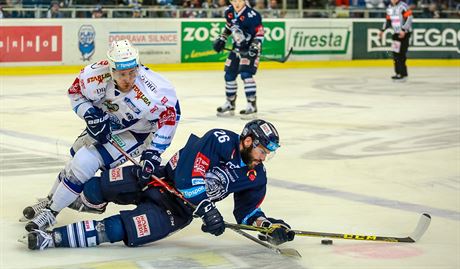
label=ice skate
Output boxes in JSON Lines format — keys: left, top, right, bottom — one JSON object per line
{"left": 25, "top": 208, "right": 57, "bottom": 232}
{"left": 391, "top": 74, "right": 407, "bottom": 82}
{"left": 240, "top": 100, "right": 257, "bottom": 119}
{"left": 216, "top": 99, "right": 235, "bottom": 117}
{"left": 21, "top": 197, "right": 50, "bottom": 222}
{"left": 24, "top": 229, "right": 55, "bottom": 250}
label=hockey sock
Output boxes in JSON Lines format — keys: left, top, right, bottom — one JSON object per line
{"left": 49, "top": 177, "right": 83, "bottom": 212}
{"left": 52, "top": 220, "right": 101, "bottom": 248}
{"left": 225, "top": 80, "right": 237, "bottom": 100}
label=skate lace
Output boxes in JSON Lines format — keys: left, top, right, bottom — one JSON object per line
{"left": 32, "top": 209, "right": 56, "bottom": 229}
{"left": 30, "top": 198, "right": 49, "bottom": 214}
{"left": 33, "top": 229, "right": 53, "bottom": 250}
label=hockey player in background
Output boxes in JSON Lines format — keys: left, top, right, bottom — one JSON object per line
{"left": 23, "top": 119, "right": 295, "bottom": 251}
{"left": 22, "top": 39, "right": 181, "bottom": 232}
{"left": 213, "top": 0, "right": 264, "bottom": 117}
{"left": 379, "top": 0, "right": 413, "bottom": 82}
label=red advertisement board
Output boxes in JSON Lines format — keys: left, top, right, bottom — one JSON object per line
{"left": 0, "top": 26, "right": 62, "bottom": 62}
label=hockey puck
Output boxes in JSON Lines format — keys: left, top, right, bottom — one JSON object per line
{"left": 321, "top": 239, "right": 333, "bottom": 245}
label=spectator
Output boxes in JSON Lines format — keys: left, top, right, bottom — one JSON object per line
{"left": 268, "top": 0, "right": 282, "bottom": 17}
{"left": 202, "top": 0, "right": 222, "bottom": 17}
{"left": 132, "top": 5, "right": 142, "bottom": 17}
{"left": 92, "top": 5, "right": 105, "bottom": 18}
{"left": 366, "top": 0, "right": 385, "bottom": 17}
{"left": 47, "top": 1, "right": 64, "bottom": 18}
{"left": 0, "top": 5, "right": 4, "bottom": 19}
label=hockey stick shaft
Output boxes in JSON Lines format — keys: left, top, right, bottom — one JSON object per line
{"left": 222, "top": 47, "right": 293, "bottom": 63}
{"left": 226, "top": 213, "right": 431, "bottom": 243}
{"left": 109, "top": 140, "right": 300, "bottom": 257}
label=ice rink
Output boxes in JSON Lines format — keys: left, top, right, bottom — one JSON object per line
{"left": 1, "top": 66, "right": 459, "bottom": 269}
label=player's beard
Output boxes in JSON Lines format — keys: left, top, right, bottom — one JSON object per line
{"left": 240, "top": 145, "right": 255, "bottom": 169}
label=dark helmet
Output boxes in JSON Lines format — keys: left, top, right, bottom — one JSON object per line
{"left": 241, "top": 119, "right": 280, "bottom": 152}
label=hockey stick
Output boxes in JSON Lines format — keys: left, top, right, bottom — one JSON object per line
{"left": 226, "top": 213, "right": 431, "bottom": 243}
{"left": 222, "top": 47, "right": 293, "bottom": 63}
{"left": 109, "top": 140, "right": 301, "bottom": 258}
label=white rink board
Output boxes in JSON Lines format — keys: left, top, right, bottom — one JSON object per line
{"left": 1, "top": 66, "right": 459, "bottom": 269}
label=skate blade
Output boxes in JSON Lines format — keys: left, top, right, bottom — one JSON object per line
{"left": 19, "top": 216, "right": 29, "bottom": 222}
{"left": 216, "top": 111, "right": 235, "bottom": 117}
{"left": 18, "top": 234, "right": 28, "bottom": 245}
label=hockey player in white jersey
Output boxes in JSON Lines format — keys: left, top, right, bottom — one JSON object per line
{"left": 22, "top": 39, "right": 181, "bottom": 232}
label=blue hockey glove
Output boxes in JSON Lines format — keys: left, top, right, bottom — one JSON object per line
{"left": 138, "top": 150, "right": 162, "bottom": 188}
{"left": 213, "top": 35, "right": 227, "bottom": 53}
{"left": 248, "top": 42, "right": 260, "bottom": 58}
{"left": 83, "top": 107, "right": 111, "bottom": 144}
{"left": 258, "top": 217, "right": 295, "bottom": 245}
{"left": 193, "top": 199, "right": 225, "bottom": 236}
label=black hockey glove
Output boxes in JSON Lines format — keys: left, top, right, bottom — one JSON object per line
{"left": 137, "top": 150, "right": 162, "bottom": 188}
{"left": 193, "top": 199, "right": 225, "bottom": 236}
{"left": 213, "top": 35, "right": 227, "bottom": 53}
{"left": 248, "top": 41, "right": 260, "bottom": 58}
{"left": 84, "top": 107, "right": 111, "bottom": 144}
{"left": 258, "top": 217, "right": 295, "bottom": 245}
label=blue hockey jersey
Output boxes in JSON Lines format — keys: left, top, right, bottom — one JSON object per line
{"left": 167, "top": 129, "right": 267, "bottom": 225}
{"left": 224, "top": 4, "right": 264, "bottom": 50}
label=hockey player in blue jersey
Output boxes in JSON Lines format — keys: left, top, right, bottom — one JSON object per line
{"left": 213, "top": 0, "right": 264, "bottom": 117}
{"left": 24, "top": 119, "right": 295, "bottom": 250}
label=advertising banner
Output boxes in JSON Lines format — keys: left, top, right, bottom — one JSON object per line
{"left": 353, "top": 20, "right": 460, "bottom": 59}
{"left": 181, "top": 21, "right": 286, "bottom": 63}
{"left": 0, "top": 26, "right": 62, "bottom": 62}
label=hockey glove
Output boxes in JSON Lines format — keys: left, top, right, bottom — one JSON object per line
{"left": 84, "top": 107, "right": 111, "bottom": 144}
{"left": 213, "top": 35, "right": 227, "bottom": 53}
{"left": 193, "top": 199, "right": 225, "bottom": 236}
{"left": 137, "top": 150, "right": 162, "bottom": 188}
{"left": 258, "top": 217, "right": 295, "bottom": 245}
{"left": 248, "top": 41, "right": 260, "bottom": 58}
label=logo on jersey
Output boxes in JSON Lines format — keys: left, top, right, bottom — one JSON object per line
{"left": 87, "top": 73, "right": 110, "bottom": 84}
{"left": 158, "top": 107, "right": 176, "bottom": 128}
{"left": 133, "top": 85, "right": 151, "bottom": 106}
{"left": 247, "top": 169, "right": 257, "bottom": 181}
{"left": 103, "top": 100, "right": 119, "bottom": 112}
{"left": 109, "top": 167, "right": 123, "bottom": 182}
{"left": 84, "top": 220, "right": 95, "bottom": 231}
{"left": 150, "top": 105, "right": 159, "bottom": 114}
{"left": 90, "top": 60, "right": 109, "bottom": 69}
{"left": 124, "top": 97, "right": 141, "bottom": 114}
{"left": 169, "top": 152, "right": 180, "bottom": 170}
{"left": 133, "top": 214, "right": 151, "bottom": 238}
{"left": 78, "top": 25, "right": 95, "bottom": 61}
{"left": 141, "top": 75, "right": 158, "bottom": 93}
{"left": 161, "top": 96, "right": 168, "bottom": 105}
{"left": 192, "top": 152, "right": 210, "bottom": 178}
{"left": 68, "top": 77, "right": 81, "bottom": 94}
{"left": 205, "top": 167, "right": 231, "bottom": 200}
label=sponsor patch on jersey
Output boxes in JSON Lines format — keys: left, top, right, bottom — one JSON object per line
{"left": 205, "top": 167, "right": 231, "bottom": 200}
{"left": 103, "top": 100, "right": 119, "bottom": 112}
{"left": 109, "top": 167, "right": 123, "bottom": 182}
{"left": 192, "top": 152, "right": 210, "bottom": 178}
{"left": 169, "top": 152, "right": 179, "bottom": 170}
{"left": 191, "top": 178, "right": 205, "bottom": 186}
{"left": 158, "top": 107, "right": 176, "bottom": 128}
{"left": 86, "top": 73, "right": 110, "bottom": 85}
{"left": 150, "top": 105, "right": 159, "bottom": 114}
{"left": 133, "top": 85, "right": 151, "bottom": 106}
{"left": 161, "top": 96, "right": 168, "bottom": 105}
{"left": 179, "top": 186, "right": 206, "bottom": 199}
{"left": 124, "top": 97, "right": 141, "bottom": 114}
{"left": 247, "top": 169, "right": 257, "bottom": 181}
{"left": 68, "top": 77, "right": 81, "bottom": 94}
{"left": 133, "top": 214, "right": 151, "bottom": 238}
{"left": 240, "top": 58, "right": 250, "bottom": 65}
{"left": 260, "top": 123, "right": 273, "bottom": 136}
{"left": 84, "top": 220, "right": 95, "bottom": 231}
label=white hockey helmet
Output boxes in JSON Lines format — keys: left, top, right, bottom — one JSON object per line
{"left": 106, "top": 39, "right": 139, "bottom": 71}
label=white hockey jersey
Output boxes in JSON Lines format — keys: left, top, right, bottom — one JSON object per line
{"left": 382, "top": 1, "right": 413, "bottom": 34}
{"left": 68, "top": 60, "right": 180, "bottom": 153}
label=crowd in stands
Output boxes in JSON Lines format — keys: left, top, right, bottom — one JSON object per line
{"left": 0, "top": 0, "right": 458, "bottom": 18}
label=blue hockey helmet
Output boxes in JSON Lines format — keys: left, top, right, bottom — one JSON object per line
{"left": 241, "top": 119, "right": 280, "bottom": 152}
